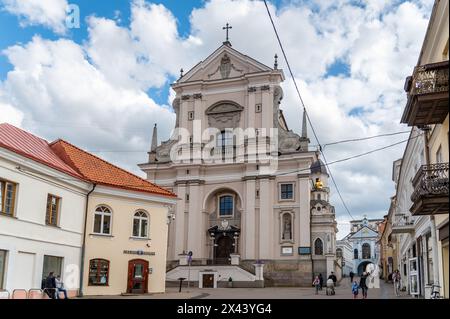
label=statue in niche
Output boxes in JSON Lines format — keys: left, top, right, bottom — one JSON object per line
{"left": 220, "top": 54, "right": 232, "bottom": 79}
{"left": 282, "top": 214, "right": 292, "bottom": 240}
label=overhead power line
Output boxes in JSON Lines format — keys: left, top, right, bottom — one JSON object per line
{"left": 262, "top": 0, "right": 400, "bottom": 221}
{"left": 5, "top": 133, "right": 422, "bottom": 189}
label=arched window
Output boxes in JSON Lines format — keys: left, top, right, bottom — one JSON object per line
{"left": 354, "top": 248, "right": 359, "bottom": 259}
{"left": 362, "top": 243, "right": 371, "bottom": 259}
{"left": 93, "top": 206, "right": 112, "bottom": 235}
{"left": 336, "top": 248, "right": 343, "bottom": 258}
{"left": 219, "top": 195, "right": 234, "bottom": 216}
{"left": 132, "top": 211, "right": 149, "bottom": 238}
{"left": 314, "top": 238, "right": 323, "bottom": 255}
{"left": 88, "top": 259, "right": 109, "bottom": 286}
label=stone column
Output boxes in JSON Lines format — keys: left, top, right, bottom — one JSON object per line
{"left": 174, "top": 185, "right": 187, "bottom": 258}
{"left": 261, "top": 87, "right": 272, "bottom": 131}
{"left": 244, "top": 178, "right": 256, "bottom": 260}
{"left": 188, "top": 183, "right": 201, "bottom": 261}
{"left": 298, "top": 175, "right": 311, "bottom": 251}
{"left": 247, "top": 87, "right": 256, "bottom": 128}
{"left": 259, "top": 178, "right": 272, "bottom": 259}
{"left": 430, "top": 216, "right": 440, "bottom": 286}
{"left": 326, "top": 253, "right": 335, "bottom": 277}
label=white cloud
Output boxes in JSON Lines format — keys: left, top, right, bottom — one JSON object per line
{"left": 1, "top": 0, "right": 69, "bottom": 34}
{"left": 0, "top": 0, "right": 432, "bottom": 237}
{"left": 2, "top": 36, "right": 175, "bottom": 173}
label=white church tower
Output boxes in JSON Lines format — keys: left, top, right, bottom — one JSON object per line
{"left": 139, "top": 29, "right": 337, "bottom": 287}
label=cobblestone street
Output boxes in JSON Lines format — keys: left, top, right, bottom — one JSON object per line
{"left": 81, "top": 278, "right": 413, "bottom": 299}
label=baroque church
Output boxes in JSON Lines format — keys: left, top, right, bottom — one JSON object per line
{"left": 139, "top": 33, "right": 338, "bottom": 287}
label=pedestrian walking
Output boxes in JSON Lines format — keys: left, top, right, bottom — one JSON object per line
{"left": 351, "top": 281, "right": 359, "bottom": 299}
{"left": 313, "top": 275, "right": 321, "bottom": 295}
{"left": 359, "top": 272, "right": 368, "bottom": 299}
{"left": 349, "top": 271, "right": 354, "bottom": 283}
{"left": 393, "top": 270, "right": 401, "bottom": 296}
{"left": 44, "top": 272, "right": 57, "bottom": 299}
{"left": 318, "top": 273, "right": 324, "bottom": 291}
{"left": 55, "top": 275, "right": 68, "bottom": 299}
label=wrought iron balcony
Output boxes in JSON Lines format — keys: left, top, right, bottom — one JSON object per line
{"left": 401, "top": 60, "right": 449, "bottom": 126}
{"left": 410, "top": 162, "right": 449, "bottom": 215}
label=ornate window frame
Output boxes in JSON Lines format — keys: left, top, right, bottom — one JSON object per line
{"left": 279, "top": 211, "right": 294, "bottom": 243}
{"left": 217, "top": 193, "right": 235, "bottom": 218}
{"left": 314, "top": 237, "right": 324, "bottom": 255}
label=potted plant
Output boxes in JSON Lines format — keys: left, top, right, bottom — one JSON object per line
{"left": 228, "top": 277, "right": 233, "bottom": 288}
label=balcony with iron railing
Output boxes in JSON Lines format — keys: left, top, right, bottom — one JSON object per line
{"left": 410, "top": 162, "right": 449, "bottom": 215}
{"left": 391, "top": 215, "right": 415, "bottom": 235}
{"left": 401, "top": 60, "right": 449, "bottom": 126}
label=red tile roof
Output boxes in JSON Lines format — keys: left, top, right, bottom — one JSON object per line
{"left": 0, "top": 123, "right": 82, "bottom": 178}
{"left": 0, "top": 123, "right": 176, "bottom": 198}
{"left": 50, "top": 139, "right": 176, "bottom": 197}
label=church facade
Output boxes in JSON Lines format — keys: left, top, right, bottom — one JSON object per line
{"left": 139, "top": 39, "right": 337, "bottom": 286}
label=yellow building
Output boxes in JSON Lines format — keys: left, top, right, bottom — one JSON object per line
{"left": 401, "top": 0, "right": 448, "bottom": 298}
{"left": 51, "top": 140, "right": 177, "bottom": 296}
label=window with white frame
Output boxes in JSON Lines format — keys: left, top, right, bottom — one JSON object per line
{"left": 93, "top": 206, "right": 112, "bottom": 235}
{"left": 132, "top": 211, "right": 149, "bottom": 238}
{"left": 188, "top": 111, "right": 194, "bottom": 120}
{"left": 280, "top": 183, "right": 294, "bottom": 200}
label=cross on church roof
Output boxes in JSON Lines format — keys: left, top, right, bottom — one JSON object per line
{"left": 222, "top": 23, "right": 232, "bottom": 46}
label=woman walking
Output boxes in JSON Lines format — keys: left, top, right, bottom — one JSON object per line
{"left": 313, "top": 275, "right": 321, "bottom": 295}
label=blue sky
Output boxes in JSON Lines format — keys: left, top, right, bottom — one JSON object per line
{"left": 0, "top": 0, "right": 433, "bottom": 237}
{"left": 0, "top": 0, "right": 349, "bottom": 104}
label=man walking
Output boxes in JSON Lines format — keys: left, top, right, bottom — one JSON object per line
{"left": 359, "top": 272, "right": 368, "bottom": 299}
{"left": 349, "top": 271, "right": 354, "bottom": 283}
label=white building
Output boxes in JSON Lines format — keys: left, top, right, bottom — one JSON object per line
{"left": 0, "top": 123, "right": 176, "bottom": 297}
{"left": 139, "top": 38, "right": 337, "bottom": 286}
{"left": 346, "top": 217, "right": 383, "bottom": 275}
{"left": 0, "top": 123, "right": 89, "bottom": 296}
{"left": 336, "top": 235, "right": 354, "bottom": 277}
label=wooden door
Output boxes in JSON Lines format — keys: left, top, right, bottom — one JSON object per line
{"left": 215, "top": 235, "right": 233, "bottom": 264}
{"left": 127, "top": 259, "right": 149, "bottom": 294}
{"left": 202, "top": 274, "right": 214, "bottom": 288}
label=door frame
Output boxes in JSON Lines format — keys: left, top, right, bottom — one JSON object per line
{"left": 127, "top": 259, "right": 149, "bottom": 294}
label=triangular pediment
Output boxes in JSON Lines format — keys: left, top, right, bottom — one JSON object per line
{"left": 179, "top": 44, "right": 273, "bottom": 83}
{"left": 348, "top": 226, "right": 378, "bottom": 240}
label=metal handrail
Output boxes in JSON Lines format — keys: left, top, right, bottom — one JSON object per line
{"left": 12, "top": 289, "right": 28, "bottom": 299}
{"left": 28, "top": 288, "right": 44, "bottom": 299}
{"left": 0, "top": 289, "right": 10, "bottom": 299}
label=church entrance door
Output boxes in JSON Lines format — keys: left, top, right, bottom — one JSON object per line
{"left": 215, "top": 235, "right": 233, "bottom": 264}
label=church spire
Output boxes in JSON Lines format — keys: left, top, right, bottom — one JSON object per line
{"left": 151, "top": 123, "right": 158, "bottom": 152}
{"left": 301, "top": 109, "right": 308, "bottom": 138}
{"left": 148, "top": 123, "right": 158, "bottom": 162}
